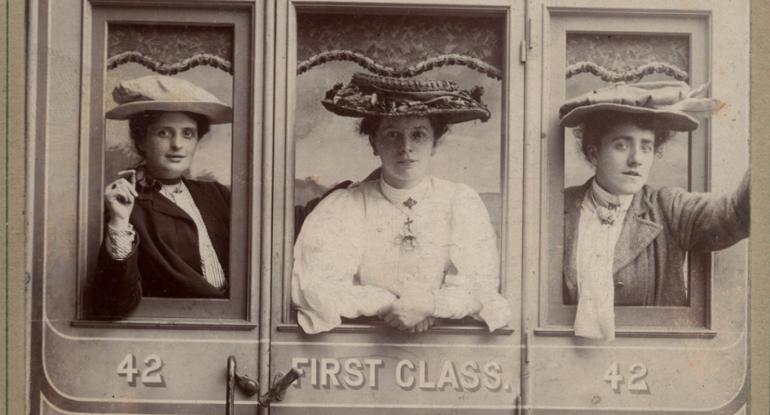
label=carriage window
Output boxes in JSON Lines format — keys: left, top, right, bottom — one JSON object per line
{"left": 76, "top": 5, "right": 255, "bottom": 326}
{"left": 539, "top": 12, "right": 713, "bottom": 335}
{"left": 282, "top": 10, "right": 512, "bottom": 333}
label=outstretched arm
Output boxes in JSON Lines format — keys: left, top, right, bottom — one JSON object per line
{"left": 662, "top": 171, "right": 749, "bottom": 252}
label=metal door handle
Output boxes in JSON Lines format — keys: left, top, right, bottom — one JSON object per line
{"left": 225, "top": 356, "right": 300, "bottom": 414}
{"left": 226, "top": 356, "right": 259, "bottom": 415}
{"left": 260, "top": 369, "right": 301, "bottom": 405}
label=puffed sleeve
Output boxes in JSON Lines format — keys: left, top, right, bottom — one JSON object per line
{"left": 659, "top": 171, "right": 749, "bottom": 252}
{"left": 292, "top": 187, "right": 397, "bottom": 334}
{"left": 433, "top": 184, "right": 512, "bottom": 332}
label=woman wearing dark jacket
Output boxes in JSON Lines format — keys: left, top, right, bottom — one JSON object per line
{"left": 88, "top": 75, "right": 233, "bottom": 318}
{"left": 559, "top": 81, "right": 749, "bottom": 340}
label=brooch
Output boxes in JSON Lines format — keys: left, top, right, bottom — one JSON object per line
{"left": 596, "top": 203, "right": 620, "bottom": 225}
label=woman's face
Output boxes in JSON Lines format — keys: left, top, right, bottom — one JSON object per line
{"left": 588, "top": 122, "right": 656, "bottom": 196}
{"left": 373, "top": 116, "right": 436, "bottom": 189}
{"left": 137, "top": 111, "right": 200, "bottom": 180}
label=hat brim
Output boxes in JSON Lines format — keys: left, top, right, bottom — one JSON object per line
{"left": 322, "top": 100, "right": 490, "bottom": 124}
{"left": 105, "top": 101, "right": 233, "bottom": 124}
{"left": 559, "top": 103, "right": 699, "bottom": 132}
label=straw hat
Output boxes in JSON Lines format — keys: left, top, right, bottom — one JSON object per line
{"left": 559, "top": 81, "right": 720, "bottom": 132}
{"left": 322, "top": 73, "right": 491, "bottom": 124}
{"left": 105, "top": 75, "right": 233, "bottom": 124}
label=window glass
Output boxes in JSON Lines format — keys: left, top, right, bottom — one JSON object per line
{"left": 80, "top": 12, "right": 254, "bottom": 324}
{"left": 541, "top": 14, "right": 712, "bottom": 332}
{"left": 289, "top": 11, "right": 508, "bottom": 331}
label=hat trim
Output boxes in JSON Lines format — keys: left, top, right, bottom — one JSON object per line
{"left": 559, "top": 103, "right": 699, "bottom": 132}
{"left": 322, "top": 100, "right": 490, "bottom": 124}
{"left": 105, "top": 101, "right": 233, "bottom": 124}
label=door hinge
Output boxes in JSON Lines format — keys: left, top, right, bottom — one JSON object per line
{"left": 523, "top": 331, "right": 530, "bottom": 364}
{"left": 526, "top": 17, "right": 532, "bottom": 49}
{"left": 520, "top": 18, "right": 533, "bottom": 63}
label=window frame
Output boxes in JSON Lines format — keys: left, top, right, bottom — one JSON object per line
{"left": 73, "top": 1, "right": 261, "bottom": 328}
{"left": 272, "top": 0, "right": 524, "bottom": 335}
{"left": 534, "top": 8, "right": 717, "bottom": 337}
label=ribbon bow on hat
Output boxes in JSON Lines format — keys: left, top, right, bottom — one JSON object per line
{"left": 559, "top": 81, "right": 722, "bottom": 131}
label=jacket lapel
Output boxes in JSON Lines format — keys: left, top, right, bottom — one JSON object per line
{"left": 563, "top": 180, "right": 589, "bottom": 294}
{"left": 184, "top": 179, "right": 221, "bottom": 233}
{"left": 612, "top": 190, "right": 662, "bottom": 272}
{"left": 136, "top": 185, "right": 193, "bottom": 222}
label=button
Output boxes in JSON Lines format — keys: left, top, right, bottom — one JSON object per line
{"left": 615, "top": 281, "right": 625, "bottom": 288}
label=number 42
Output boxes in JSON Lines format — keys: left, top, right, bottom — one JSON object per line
{"left": 604, "top": 362, "right": 649, "bottom": 393}
{"left": 116, "top": 353, "right": 164, "bottom": 386}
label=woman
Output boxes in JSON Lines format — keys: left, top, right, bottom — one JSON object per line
{"left": 292, "top": 73, "right": 511, "bottom": 334}
{"left": 88, "top": 75, "right": 233, "bottom": 317}
{"left": 559, "top": 81, "right": 749, "bottom": 340}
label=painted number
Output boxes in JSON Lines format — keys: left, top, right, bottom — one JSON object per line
{"left": 604, "top": 362, "right": 649, "bottom": 393}
{"left": 603, "top": 361, "right": 623, "bottom": 392}
{"left": 628, "top": 363, "right": 649, "bottom": 392}
{"left": 142, "top": 354, "right": 165, "bottom": 385}
{"left": 116, "top": 353, "right": 140, "bottom": 385}
{"left": 116, "top": 353, "right": 165, "bottom": 386}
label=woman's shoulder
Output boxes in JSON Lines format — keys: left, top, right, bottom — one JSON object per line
{"left": 429, "top": 177, "right": 478, "bottom": 197}
{"left": 184, "top": 178, "right": 229, "bottom": 193}
{"left": 638, "top": 184, "right": 687, "bottom": 204}
{"left": 427, "top": 177, "right": 489, "bottom": 210}
{"left": 311, "top": 181, "right": 369, "bottom": 213}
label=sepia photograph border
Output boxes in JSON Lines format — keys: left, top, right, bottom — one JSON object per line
{"left": 2, "top": 0, "right": 769, "bottom": 413}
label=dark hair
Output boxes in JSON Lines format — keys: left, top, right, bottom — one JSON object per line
{"left": 574, "top": 111, "right": 674, "bottom": 160}
{"left": 128, "top": 111, "right": 211, "bottom": 155}
{"left": 358, "top": 115, "right": 450, "bottom": 149}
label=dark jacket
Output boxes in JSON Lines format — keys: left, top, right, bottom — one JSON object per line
{"left": 89, "top": 179, "right": 230, "bottom": 317}
{"left": 563, "top": 174, "right": 749, "bottom": 306}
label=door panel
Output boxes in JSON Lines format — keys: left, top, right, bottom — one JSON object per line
{"left": 523, "top": 1, "right": 749, "bottom": 412}
{"left": 269, "top": 1, "right": 525, "bottom": 413}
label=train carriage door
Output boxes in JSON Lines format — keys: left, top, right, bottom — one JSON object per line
{"left": 28, "top": 1, "right": 268, "bottom": 414}
{"left": 524, "top": 0, "right": 749, "bottom": 413}
{"left": 268, "top": 1, "right": 526, "bottom": 414}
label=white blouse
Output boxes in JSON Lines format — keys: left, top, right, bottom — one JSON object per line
{"left": 574, "top": 179, "right": 633, "bottom": 341}
{"left": 292, "top": 176, "right": 511, "bottom": 334}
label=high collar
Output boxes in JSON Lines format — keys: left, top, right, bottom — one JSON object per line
{"left": 567, "top": 178, "right": 654, "bottom": 218}
{"left": 136, "top": 167, "right": 186, "bottom": 193}
{"left": 379, "top": 176, "right": 430, "bottom": 208}
{"left": 590, "top": 179, "right": 634, "bottom": 211}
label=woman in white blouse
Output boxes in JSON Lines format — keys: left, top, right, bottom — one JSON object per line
{"left": 292, "top": 73, "right": 511, "bottom": 334}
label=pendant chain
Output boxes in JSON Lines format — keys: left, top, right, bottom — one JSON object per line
{"left": 380, "top": 181, "right": 426, "bottom": 252}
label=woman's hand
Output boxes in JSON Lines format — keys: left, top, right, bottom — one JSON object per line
{"left": 104, "top": 177, "right": 138, "bottom": 228}
{"left": 381, "top": 291, "right": 435, "bottom": 330}
{"left": 409, "top": 316, "right": 436, "bottom": 333}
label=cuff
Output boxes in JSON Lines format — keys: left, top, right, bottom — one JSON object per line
{"left": 477, "top": 292, "right": 512, "bottom": 332}
{"left": 432, "top": 288, "right": 481, "bottom": 320}
{"left": 106, "top": 223, "right": 136, "bottom": 260}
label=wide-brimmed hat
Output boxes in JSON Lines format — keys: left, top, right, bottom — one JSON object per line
{"left": 322, "top": 73, "right": 491, "bottom": 124}
{"left": 559, "top": 81, "right": 720, "bottom": 132}
{"left": 105, "top": 75, "right": 233, "bottom": 124}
